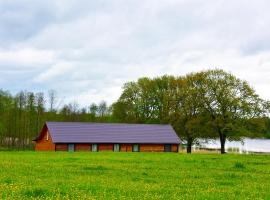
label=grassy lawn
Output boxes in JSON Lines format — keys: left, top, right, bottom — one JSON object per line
{"left": 0, "top": 152, "right": 269, "bottom": 199}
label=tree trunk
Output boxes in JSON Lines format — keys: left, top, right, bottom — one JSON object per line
{"left": 219, "top": 131, "right": 226, "bottom": 154}
{"left": 186, "top": 138, "right": 193, "bottom": 154}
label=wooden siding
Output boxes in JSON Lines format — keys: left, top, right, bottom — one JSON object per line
{"left": 98, "top": 144, "right": 113, "bottom": 151}
{"left": 75, "top": 144, "right": 91, "bottom": 151}
{"left": 35, "top": 128, "right": 55, "bottom": 151}
{"left": 120, "top": 144, "right": 132, "bottom": 152}
{"left": 36, "top": 137, "right": 179, "bottom": 153}
{"left": 55, "top": 144, "right": 68, "bottom": 151}
{"left": 140, "top": 144, "right": 164, "bottom": 152}
{"left": 172, "top": 144, "right": 178, "bottom": 152}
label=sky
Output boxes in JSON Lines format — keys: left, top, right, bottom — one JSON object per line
{"left": 0, "top": 0, "right": 270, "bottom": 107}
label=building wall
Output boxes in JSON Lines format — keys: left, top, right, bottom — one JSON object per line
{"left": 75, "top": 144, "right": 91, "bottom": 151}
{"left": 36, "top": 139, "right": 179, "bottom": 152}
{"left": 35, "top": 130, "right": 55, "bottom": 151}
{"left": 55, "top": 144, "right": 68, "bottom": 151}
{"left": 140, "top": 144, "right": 164, "bottom": 152}
{"left": 121, "top": 144, "right": 132, "bottom": 152}
{"left": 172, "top": 144, "right": 178, "bottom": 152}
{"left": 97, "top": 143, "right": 178, "bottom": 152}
{"left": 98, "top": 143, "right": 113, "bottom": 151}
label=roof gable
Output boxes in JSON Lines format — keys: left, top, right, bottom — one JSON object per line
{"left": 45, "top": 122, "right": 181, "bottom": 144}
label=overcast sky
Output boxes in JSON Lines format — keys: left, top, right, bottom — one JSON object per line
{"left": 0, "top": 0, "right": 270, "bottom": 107}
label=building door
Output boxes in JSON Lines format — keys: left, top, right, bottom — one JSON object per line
{"left": 164, "top": 144, "right": 172, "bottom": 152}
{"left": 68, "top": 144, "right": 75, "bottom": 152}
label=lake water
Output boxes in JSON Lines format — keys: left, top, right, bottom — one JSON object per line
{"left": 196, "top": 138, "right": 270, "bottom": 154}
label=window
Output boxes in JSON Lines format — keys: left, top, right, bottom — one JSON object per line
{"left": 46, "top": 132, "right": 49, "bottom": 141}
{"left": 132, "top": 144, "right": 139, "bottom": 152}
{"left": 92, "top": 144, "right": 98, "bottom": 152}
{"left": 164, "top": 144, "right": 172, "bottom": 152}
{"left": 113, "top": 144, "right": 120, "bottom": 152}
{"left": 68, "top": 144, "right": 75, "bottom": 152}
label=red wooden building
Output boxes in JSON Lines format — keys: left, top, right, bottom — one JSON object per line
{"left": 34, "top": 122, "right": 181, "bottom": 152}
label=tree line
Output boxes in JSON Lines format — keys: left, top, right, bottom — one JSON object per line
{"left": 0, "top": 90, "right": 112, "bottom": 149}
{"left": 0, "top": 69, "right": 269, "bottom": 152}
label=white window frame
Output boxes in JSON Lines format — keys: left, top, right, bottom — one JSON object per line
{"left": 68, "top": 144, "right": 75, "bottom": 152}
{"left": 113, "top": 144, "right": 120, "bottom": 152}
{"left": 92, "top": 144, "right": 98, "bottom": 152}
{"left": 132, "top": 144, "right": 139, "bottom": 152}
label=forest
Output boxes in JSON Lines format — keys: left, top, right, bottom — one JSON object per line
{"left": 0, "top": 69, "right": 269, "bottom": 152}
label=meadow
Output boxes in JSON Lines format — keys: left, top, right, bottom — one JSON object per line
{"left": 0, "top": 152, "right": 269, "bottom": 200}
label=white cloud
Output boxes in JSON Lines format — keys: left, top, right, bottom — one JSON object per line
{"left": 1, "top": 0, "right": 270, "bottom": 106}
{"left": 34, "top": 62, "right": 75, "bottom": 82}
{"left": 0, "top": 48, "right": 54, "bottom": 68}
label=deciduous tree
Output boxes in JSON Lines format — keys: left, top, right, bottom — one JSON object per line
{"left": 198, "top": 69, "right": 268, "bottom": 153}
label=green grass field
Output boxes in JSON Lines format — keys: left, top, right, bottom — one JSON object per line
{"left": 0, "top": 152, "right": 269, "bottom": 200}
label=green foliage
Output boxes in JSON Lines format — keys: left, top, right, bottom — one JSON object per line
{"left": 196, "top": 69, "right": 268, "bottom": 153}
{"left": 1, "top": 69, "right": 269, "bottom": 151}
{"left": 111, "top": 102, "right": 129, "bottom": 123}
{"left": 265, "top": 118, "right": 270, "bottom": 138}
{"left": 114, "top": 76, "right": 176, "bottom": 124}
{"left": 0, "top": 152, "right": 269, "bottom": 199}
{"left": 0, "top": 89, "right": 112, "bottom": 149}
{"left": 112, "top": 70, "right": 269, "bottom": 153}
